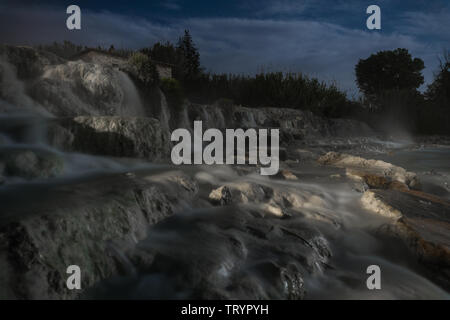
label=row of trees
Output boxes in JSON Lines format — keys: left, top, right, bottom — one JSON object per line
{"left": 140, "top": 30, "right": 202, "bottom": 83}
{"left": 38, "top": 35, "right": 449, "bottom": 134}
{"left": 142, "top": 32, "right": 450, "bottom": 134}
{"left": 180, "top": 72, "right": 356, "bottom": 118}
{"left": 36, "top": 34, "right": 359, "bottom": 119}
{"left": 37, "top": 41, "right": 133, "bottom": 59}
{"left": 137, "top": 30, "right": 356, "bottom": 118}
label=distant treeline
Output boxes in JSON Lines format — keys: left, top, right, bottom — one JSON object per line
{"left": 136, "top": 31, "right": 358, "bottom": 119}
{"left": 36, "top": 41, "right": 133, "bottom": 60}
{"left": 36, "top": 37, "right": 450, "bottom": 135}
{"left": 183, "top": 72, "right": 357, "bottom": 118}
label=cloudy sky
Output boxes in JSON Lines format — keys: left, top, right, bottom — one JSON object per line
{"left": 1, "top": 0, "right": 449, "bottom": 95}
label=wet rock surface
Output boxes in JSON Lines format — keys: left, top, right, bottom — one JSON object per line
{"left": 318, "top": 151, "right": 420, "bottom": 189}
{"left": 315, "top": 151, "right": 450, "bottom": 292}
{"left": 48, "top": 116, "right": 170, "bottom": 161}
{"left": 0, "top": 149, "right": 63, "bottom": 180}
{"left": 362, "top": 188, "right": 450, "bottom": 288}
{"left": 86, "top": 190, "right": 332, "bottom": 299}
{"left": 0, "top": 171, "right": 198, "bottom": 299}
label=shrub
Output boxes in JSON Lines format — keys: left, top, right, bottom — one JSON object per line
{"left": 128, "top": 52, "right": 159, "bottom": 87}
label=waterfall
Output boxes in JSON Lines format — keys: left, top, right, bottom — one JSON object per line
{"left": 158, "top": 88, "right": 171, "bottom": 131}
{"left": 116, "top": 71, "right": 146, "bottom": 117}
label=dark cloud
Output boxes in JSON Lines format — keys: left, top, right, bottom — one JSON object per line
{"left": 160, "top": 1, "right": 182, "bottom": 11}
{"left": 252, "top": 0, "right": 310, "bottom": 16}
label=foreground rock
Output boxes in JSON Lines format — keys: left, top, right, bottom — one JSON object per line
{"left": 318, "top": 152, "right": 420, "bottom": 190}
{"left": 362, "top": 188, "right": 450, "bottom": 288}
{"left": 209, "top": 182, "right": 289, "bottom": 217}
{"left": 0, "top": 171, "right": 197, "bottom": 299}
{"left": 318, "top": 152, "right": 450, "bottom": 288}
{"left": 48, "top": 116, "right": 170, "bottom": 161}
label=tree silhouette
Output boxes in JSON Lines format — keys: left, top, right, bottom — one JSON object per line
{"left": 177, "top": 29, "right": 201, "bottom": 81}
{"left": 355, "top": 48, "right": 424, "bottom": 104}
{"left": 426, "top": 50, "right": 450, "bottom": 108}
{"left": 142, "top": 41, "right": 180, "bottom": 66}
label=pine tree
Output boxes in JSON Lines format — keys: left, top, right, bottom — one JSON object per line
{"left": 177, "top": 29, "right": 201, "bottom": 81}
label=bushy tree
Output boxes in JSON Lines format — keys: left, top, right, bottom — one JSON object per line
{"left": 355, "top": 48, "right": 424, "bottom": 105}
{"left": 128, "top": 52, "right": 159, "bottom": 87}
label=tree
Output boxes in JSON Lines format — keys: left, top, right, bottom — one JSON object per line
{"left": 355, "top": 48, "right": 425, "bottom": 103}
{"left": 419, "top": 50, "right": 450, "bottom": 134}
{"left": 177, "top": 29, "right": 201, "bottom": 81}
{"left": 426, "top": 50, "right": 450, "bottom": 107}
{"left": 141, "top": 41, "right": 180, "bottom": 66}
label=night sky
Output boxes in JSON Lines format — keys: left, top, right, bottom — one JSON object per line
{"left": 1, "top": 0, "right": 449, "bottom": 95}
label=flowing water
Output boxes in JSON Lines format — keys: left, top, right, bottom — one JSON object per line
{"left": 0, "top": 114, "right": 449, "bottom": 299}
{"left": 115, "top": 161, "right": 450, "bottom": 299}
{"left": 116, "top": 71, "right": 146, "bottom": 117}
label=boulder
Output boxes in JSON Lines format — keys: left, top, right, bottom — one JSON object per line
{"left": 274, "top": 169, "right": 298, "bottom": 181}
{"left": 318, "top": 152, "right": 420, "bottom": 190}
{"left": 208, "top": 182, "right": 266, "bottom": 206}
{"left": 346, "top": 169, "right": 410, "bottom": 191}
{"left": 209, "top": 186, "right": 233, "bottom": 206}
